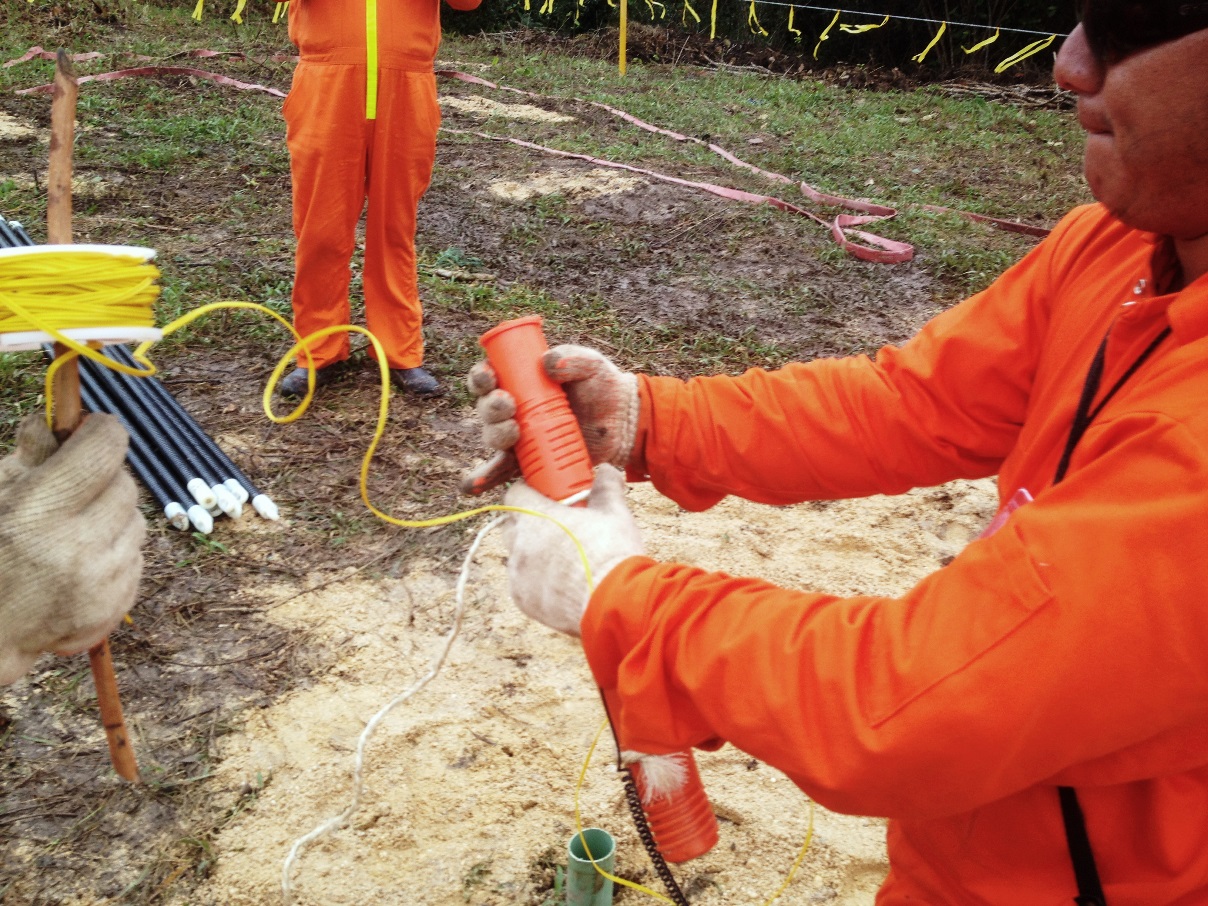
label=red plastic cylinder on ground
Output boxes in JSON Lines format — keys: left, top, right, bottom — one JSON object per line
{"left": 628, "top": 750, "right": 720, "bottom": 863}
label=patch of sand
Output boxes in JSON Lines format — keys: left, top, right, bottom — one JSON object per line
{"left": 488, "top": 168, "right": 645, "bottom": 203}
{"left": 440, "top": 94, "right": 574, "bottom": 125}
{"left": 0, "top": 172, "right": 114, "bottom": 197}
{"left": 186, "top": 478, "right": 998, "bottom": 905}
{"left": 0, "top": 112, "right": 38, "bottom": 141}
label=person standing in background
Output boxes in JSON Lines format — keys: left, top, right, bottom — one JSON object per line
{"left": 279, "top": 0, "right": 483, "bottom": 399}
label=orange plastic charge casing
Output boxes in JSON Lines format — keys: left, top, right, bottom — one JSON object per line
{"left": 479, "top": 315, "right": 595, "bottom": 503}
{"left": 629, "top": 750, "right": 720, "bottom": 863}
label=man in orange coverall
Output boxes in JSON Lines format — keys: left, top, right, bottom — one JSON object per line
{"left": 278, "top": 0, "right": 482, "bottom": 399}
{"left": 462, "top": 5, "right": 1208, "bottom": 904}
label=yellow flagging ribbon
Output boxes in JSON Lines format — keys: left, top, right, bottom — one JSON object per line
{"left": 540, "top": 0, "right": 555, "bottom": 14}
{"left": 191, "top": 0, "right": 204, "bottom": 22}
{"left": 813, "top": 9, "right": 840, "bottom": 59}
{"left": 787, "top": 6, "right": 801, "bottom": 37}
{"left": 748, "top": 0, "right": 768, "bottom": 35}
{"left": 841, "top": 14, "right": 888, "bottom": 34}
{"left": 682, "top": 0, "right": 700, "bottom": 26}
{"left": 272, "top": 1, "right": 288, "bottom": 23}
{"left": 710, "top": 0, "right": 718, "bottom": 38}
{"left": 229, "top": 0, "right": 248, "bottom": 24}
{"left": 995, "top": 34, "right": 1056, "bottom": 72}
{"left": 912, "top": 21, "right": 947, "bottom": 63}
{"left": 963, "top": 28, "right": 1000, "bottom": 53}
{"left": 645, "top": 0, "right": 666, "bottom": 19}
{"left": 364, "top": 0, "right": 379, "bottom": 119}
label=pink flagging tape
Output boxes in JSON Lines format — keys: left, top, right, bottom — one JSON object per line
{"left": 3, "top": 47, "right": 104, "bottom": 68}
{"left": 435, "top": 68, "right": 1050, "bottom": 258}
{"left": 443, "top": 127, "right": 913, "bottom": 263}
{"left": 4, "top": 45, "right": 299, "bottom": 70}
{"left": 920, "top": 204, "right": 1050, "bottom": 238}
{"left": 3, "top": 47, "right": 1045, "bottom": 261}
{"left": 16, "top": 66, "right": 287, "bottom": 98}
{"left": 438, "top": 69, "right": 913, "bottom": 261}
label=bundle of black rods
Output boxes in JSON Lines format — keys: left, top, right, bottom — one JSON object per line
{"left": 2, "top": 218, "right": 277, "bottom": 534}
{"left": 73, "top": 345, "right": 280, "bottom": 534}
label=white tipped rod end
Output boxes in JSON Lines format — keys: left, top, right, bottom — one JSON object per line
{"left": 187, "top": 505, "right": 215, "bottom": 534}
{"left": 212, "top": 484, "right": 243, "bottom": 519}
{"left": 252, "top": 494, "right": 279, "bottom": 520}
{"left": 187, "top": 477, "right": 218, "bottom": 510}
{"left": 223, "top": 478, "right": 250, "bottom": 505}
{"left": 163, "top": 502, "right": 190, "bottom": 531}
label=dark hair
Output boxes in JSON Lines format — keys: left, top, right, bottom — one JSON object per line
{"left": 1082, "top": 0, "right": 1208, "bottom": 60}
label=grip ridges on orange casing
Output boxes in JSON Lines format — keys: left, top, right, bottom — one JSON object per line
{"left": 479, "top": 315, "right": 594, "bottom": 503}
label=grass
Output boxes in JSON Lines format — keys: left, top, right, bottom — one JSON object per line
{"left": 434, "top": 40, "right": 1086, "bottom": 216}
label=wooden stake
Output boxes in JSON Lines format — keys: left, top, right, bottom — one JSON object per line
{"left": 47, "top": 49, "right": 140, "bottom": 783}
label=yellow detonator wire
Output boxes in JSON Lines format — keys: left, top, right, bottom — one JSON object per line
{"left": 5, "top": 248, "right": 815, "bottom": 903}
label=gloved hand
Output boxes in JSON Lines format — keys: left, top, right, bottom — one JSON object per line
{"left": 502, "top": 464, "right": 644, "bottom": 636}
{"left": 0, "top": 413, "right": 145, "bottom": 685}
{"left": 461, "top": 344, "right": 640, "bottom": 495}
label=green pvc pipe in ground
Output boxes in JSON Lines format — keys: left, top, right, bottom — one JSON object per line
{"left": 566, "top": 827, "right": 615, "bottom": 906}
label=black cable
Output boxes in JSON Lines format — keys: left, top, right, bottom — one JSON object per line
{"left": 620, "top": 767, "right": 693, "bottom": 906}
{"left": 597, "top": 689, "right": 692, "bottom": 904}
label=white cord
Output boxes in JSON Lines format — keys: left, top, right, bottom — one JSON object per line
{"left": 280, "top": 514, "right": 506, "bottom": 905}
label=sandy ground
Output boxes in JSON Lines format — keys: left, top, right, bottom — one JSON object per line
{"left": 185, "top": 475, "right": 999, "bottom": 906}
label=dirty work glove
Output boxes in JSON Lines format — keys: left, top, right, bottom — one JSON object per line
{"left": 461, "top": 344, "right": 640, "bottom": 496}
{"left": 502, "top": 464, "right": 644, "bottom": 636}
{"left": 0, "top": 413, "right": 145, "bottom": 685}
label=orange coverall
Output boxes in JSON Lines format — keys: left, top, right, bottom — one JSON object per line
{"left": 583, "top": 204, "right": 1208, "bottom": 904}
{"left": 284, "top": 0, "right": 480, "bottom": 370}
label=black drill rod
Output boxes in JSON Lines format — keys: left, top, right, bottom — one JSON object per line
{"left": 103, "top": 344, "right": 260, "bottom": 498}
{"left": 76, "top": 353, "right": 218, "bottom": 505}
{"left": 80, "top": 378, "right": 192, "bottom": 513}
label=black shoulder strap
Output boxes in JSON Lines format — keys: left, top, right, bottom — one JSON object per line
{"left": 1058, "top": 786, "right": 1107, "bottom": 906}
{"left": 1051, "top": 322, "right": 1171, "bottom": 906}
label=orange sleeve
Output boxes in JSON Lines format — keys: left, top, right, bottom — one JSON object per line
{"left": 444, "top": 0, "right": 482, "bottom": 8}
{"left": 585, "top": 397, "right": 1208, "bottom": 818}
{"left": 628, "top": 213, "right": 1090, "bottom": 511}
{"left": 584, "top": 206, "right": 1208, "bottom": 819}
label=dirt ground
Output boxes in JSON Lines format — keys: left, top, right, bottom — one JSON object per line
{"left": 183, "top": 477, "right": 1001, "bottom": 906}
{"left": 0, "top": 31, "right": 1070, "bottom": 905}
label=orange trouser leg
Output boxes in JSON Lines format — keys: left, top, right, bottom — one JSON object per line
{"left": 363, "top": 69, "right": 440, "bottom": 370}
{"left": 284, "top": 62, "right": 369, "bottom": 369}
